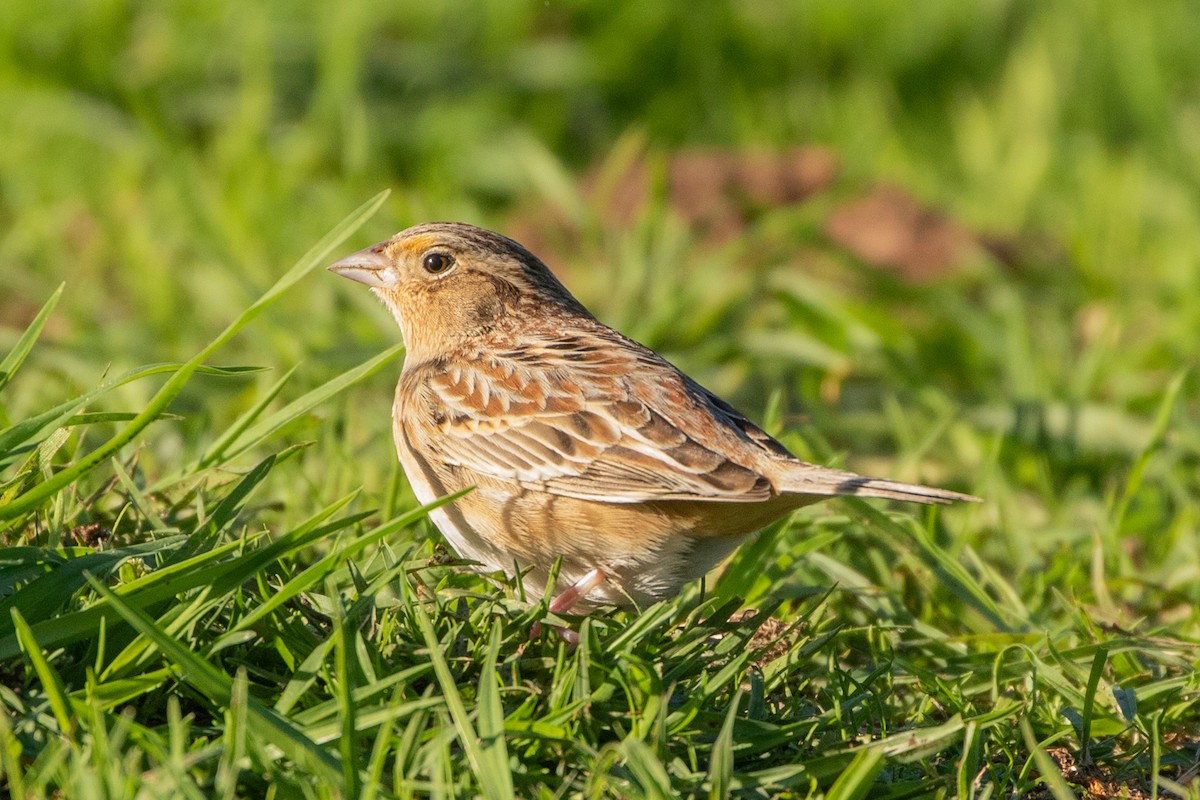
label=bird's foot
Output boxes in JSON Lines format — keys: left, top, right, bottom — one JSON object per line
{"left": 529, "top": 569, "right": 607, "bottom": 644}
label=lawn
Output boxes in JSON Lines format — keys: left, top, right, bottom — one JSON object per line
{"left": 1, "top": 1, "right": 1198, "bottom": 797}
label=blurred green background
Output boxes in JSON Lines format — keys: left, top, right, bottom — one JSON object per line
{"left": 3, "top": 1, "right": 1200, "bottom": 794}
{"left": 6, "top": 0, "right": 1200, "bottom": 372}
{"left": 4, "top": 0, "right": 1200, "bottom": 574}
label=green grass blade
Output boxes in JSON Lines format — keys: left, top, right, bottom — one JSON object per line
{"left": 230, "top": 489, "right": 467, "bottom": 634}
{"left": 215, "top": 668, "right": 250, "bottom": 800}
{"left": 0, "top": 363, "right": 256, "bottom": 463}
{"left": 272, "top": 566, "right": 431, "bottom": 717}
{"left": 0, "top": 283, "right": 63, "bottom": 395}
{"left": 825, "top": 748, "right": 885, "bottom": 800}
{"left": 1079, "top": 647, "right": 1107, "bottom": 763}
{"left": 411, "top": 593, "right": 501, "bottom": 800}
{"left": 111, "top": 457, "right": 172, "bottom": 532}
{"left": 0, "top": 540, "right": 248, "bottom": 661}
{"left": 206, "top": 342, "right": 405, "bottom": 467}
{"left": 295, "top": 669, "right": 440, "bottom": 737}
{"left": 706, "top": 689, "right": 741, "bottom": 800}
{"left": 360, "top": 690, "right": 401, "bottom": 800}
{"left": 84, "top": 574, "right": 345, "bottom": 784}
{"left": 0, "top": 495, "right": 368, "bottom": 660}
{"left": 852, "top": 498, "right": 1017, "bottom": 632}
{"left": 1019, "top": 717, "right": 1078, "bottom": 800}
{"left": 0, "top": 699, "right": 29, "bottom": 796}
{"left": 476, "top": 624, "right": 514, "bottom": 797}
{"left": 331, "top": 578, "right": 361, "bottom": 798}
{"left": 619, "top": 738, "right": 673, "bottom": 800}
{"left": 0, "top": 190, "right": 387, "bottom": 522}
{"left": 97, "top": 582, "right": 220, "bottom": 682}
{"left": 0, "top": 536, "right": 186, "bottom": 635}
{"left": 10, "top": 608, "right": 77, "bottom": 736}
{"left": 1109, "top": 369, "right": 1187, "bottom": 536}
{"left": 161, "top": 453, "right": 278, "bottom": 566}
{"left": 957, "top": 721, "right": 980, "bottom": 800}
{"left": 197, "top": 363, "right": 298, "bottom": 474}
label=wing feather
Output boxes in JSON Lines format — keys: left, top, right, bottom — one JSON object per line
{"left": 423, "top": 354, "right": 774, "bottom": 503}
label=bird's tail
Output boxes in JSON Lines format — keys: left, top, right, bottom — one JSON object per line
{"left": 775, "top": 464, "right": 980, "bottom": 505}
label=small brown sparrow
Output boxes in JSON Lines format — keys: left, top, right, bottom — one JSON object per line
{"left": 330, "top": 223, "right": 976, "bottom": 626}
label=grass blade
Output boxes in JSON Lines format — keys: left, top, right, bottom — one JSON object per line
{"left": 0, "top": 536, "right": 186, "bottom": 635}
{"left": 1019, "top": 717, "right": 1078, "bottom": 800}
{"left": 0, "top": 190, "right": 388, "bottom": 522}
{"left": 84, "top": 574, "right": 345, "bottom": 784}
{"left": 230, "top": 489, "right": 468, "bottom": 634}
{"left": 825, "top": 748, "right": 885, "bottom": 800}
{"left": 198, "top": 364, "right": 299, "bottom": 469}
{"left": 706, "top": 689, "right": 741, "bottom": 800}
{"left": 0, "top": 493, "right": 370, "bottom": 660}
{"left": 204, "top": 342, "right": 404, "bottom": 467}
{"left": 10, "top": 607, "right": 76, "bottom": 736}
{"left": 331, "top": 578, "right": 361, "bottom": 798}
{"left": 0, "top": 283, "right": 63, "bottom": 395}
{"left": 411, "top": 592, "right": 510, "bottom": 800}
{"left": 619, "top": 738, "right": 673, "bottom": 800}
{"left": 476, "top": 624, "right": 514, "bottom": 797}
{"left": 0, "top": 363, "right": 257, "bottom": 464}
{"left": 1079, "top": 647, "right": 1107, "bottom": 763}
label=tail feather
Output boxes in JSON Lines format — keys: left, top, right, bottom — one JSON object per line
{"left": 776, "top": 465, "right": 980, "bottom": 506}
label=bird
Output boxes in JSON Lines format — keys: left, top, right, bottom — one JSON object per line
{"left": 329, "top": 222, "right": 977, "bottom": 631}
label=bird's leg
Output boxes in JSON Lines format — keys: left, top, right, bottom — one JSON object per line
{"left": 530, "top": 569, "right": 608, "bottom": 644}
{"left": 549, "top": 568, "right": 607, "bottom": 614}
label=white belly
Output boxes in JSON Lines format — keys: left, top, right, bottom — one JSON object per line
{"left": 394, "top": 427, "right": 513, "bottom": 575}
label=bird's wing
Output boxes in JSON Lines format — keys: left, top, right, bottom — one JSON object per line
{"left": 419, "top": 343, "right": 776, "bottom": 504}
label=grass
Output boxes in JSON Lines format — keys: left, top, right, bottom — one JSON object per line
{"left": 2, "top": 1, "right": 1199, "bottom": 797}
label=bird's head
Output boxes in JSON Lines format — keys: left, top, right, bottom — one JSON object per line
{"left": 329, "top": 222, "right": 588, "bottom": 360}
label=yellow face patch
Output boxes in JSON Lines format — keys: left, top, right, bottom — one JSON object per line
{"left": 393, "top": 233, "right": 439, "bottom": 258}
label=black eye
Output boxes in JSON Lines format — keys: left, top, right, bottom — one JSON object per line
{"left": 421, "top": 252, "right": 454, "bottom": 274}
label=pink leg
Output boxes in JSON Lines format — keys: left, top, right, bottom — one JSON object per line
{"left": 549, "top": 569, "right": 607, "bottom": 614}
{"left": 530, "top": 569, "right": 608, "bottom": 643}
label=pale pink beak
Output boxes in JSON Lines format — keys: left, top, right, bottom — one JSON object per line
{"left": 328, "top": 243, "right": 392, "bottom": 287}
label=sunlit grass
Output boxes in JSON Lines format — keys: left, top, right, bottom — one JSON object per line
{"left": 2, "top": 1, "right": 1199, "bottom": 797}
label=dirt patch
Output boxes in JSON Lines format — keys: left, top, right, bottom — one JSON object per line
{"left": 667, "top": 147, "right": 839, "bottom": 240}
{"left": 509, "top": 145, "right": 840, "bottom": 259}
{"left": 510, "top": 144, "right": 996, "bottom": 285}
{"left": 724, "top": 609, "right": 796, "bottom": 667}
{"left": 824, "top": 184, "right": 976, "bottom": 282}
{"left": 1021, "top": 743, "right": 1200, "bottom": 799}
{"left": 68, "top": 523, "right": 112, "bottom": 548}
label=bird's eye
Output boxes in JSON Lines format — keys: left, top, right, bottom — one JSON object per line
{"left": 421, "top": 252, "right": 455, "bottom": 274}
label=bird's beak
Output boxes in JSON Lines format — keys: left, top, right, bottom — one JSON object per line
{"left": 328, "top": 243, "right": 392, "bottom": 287}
